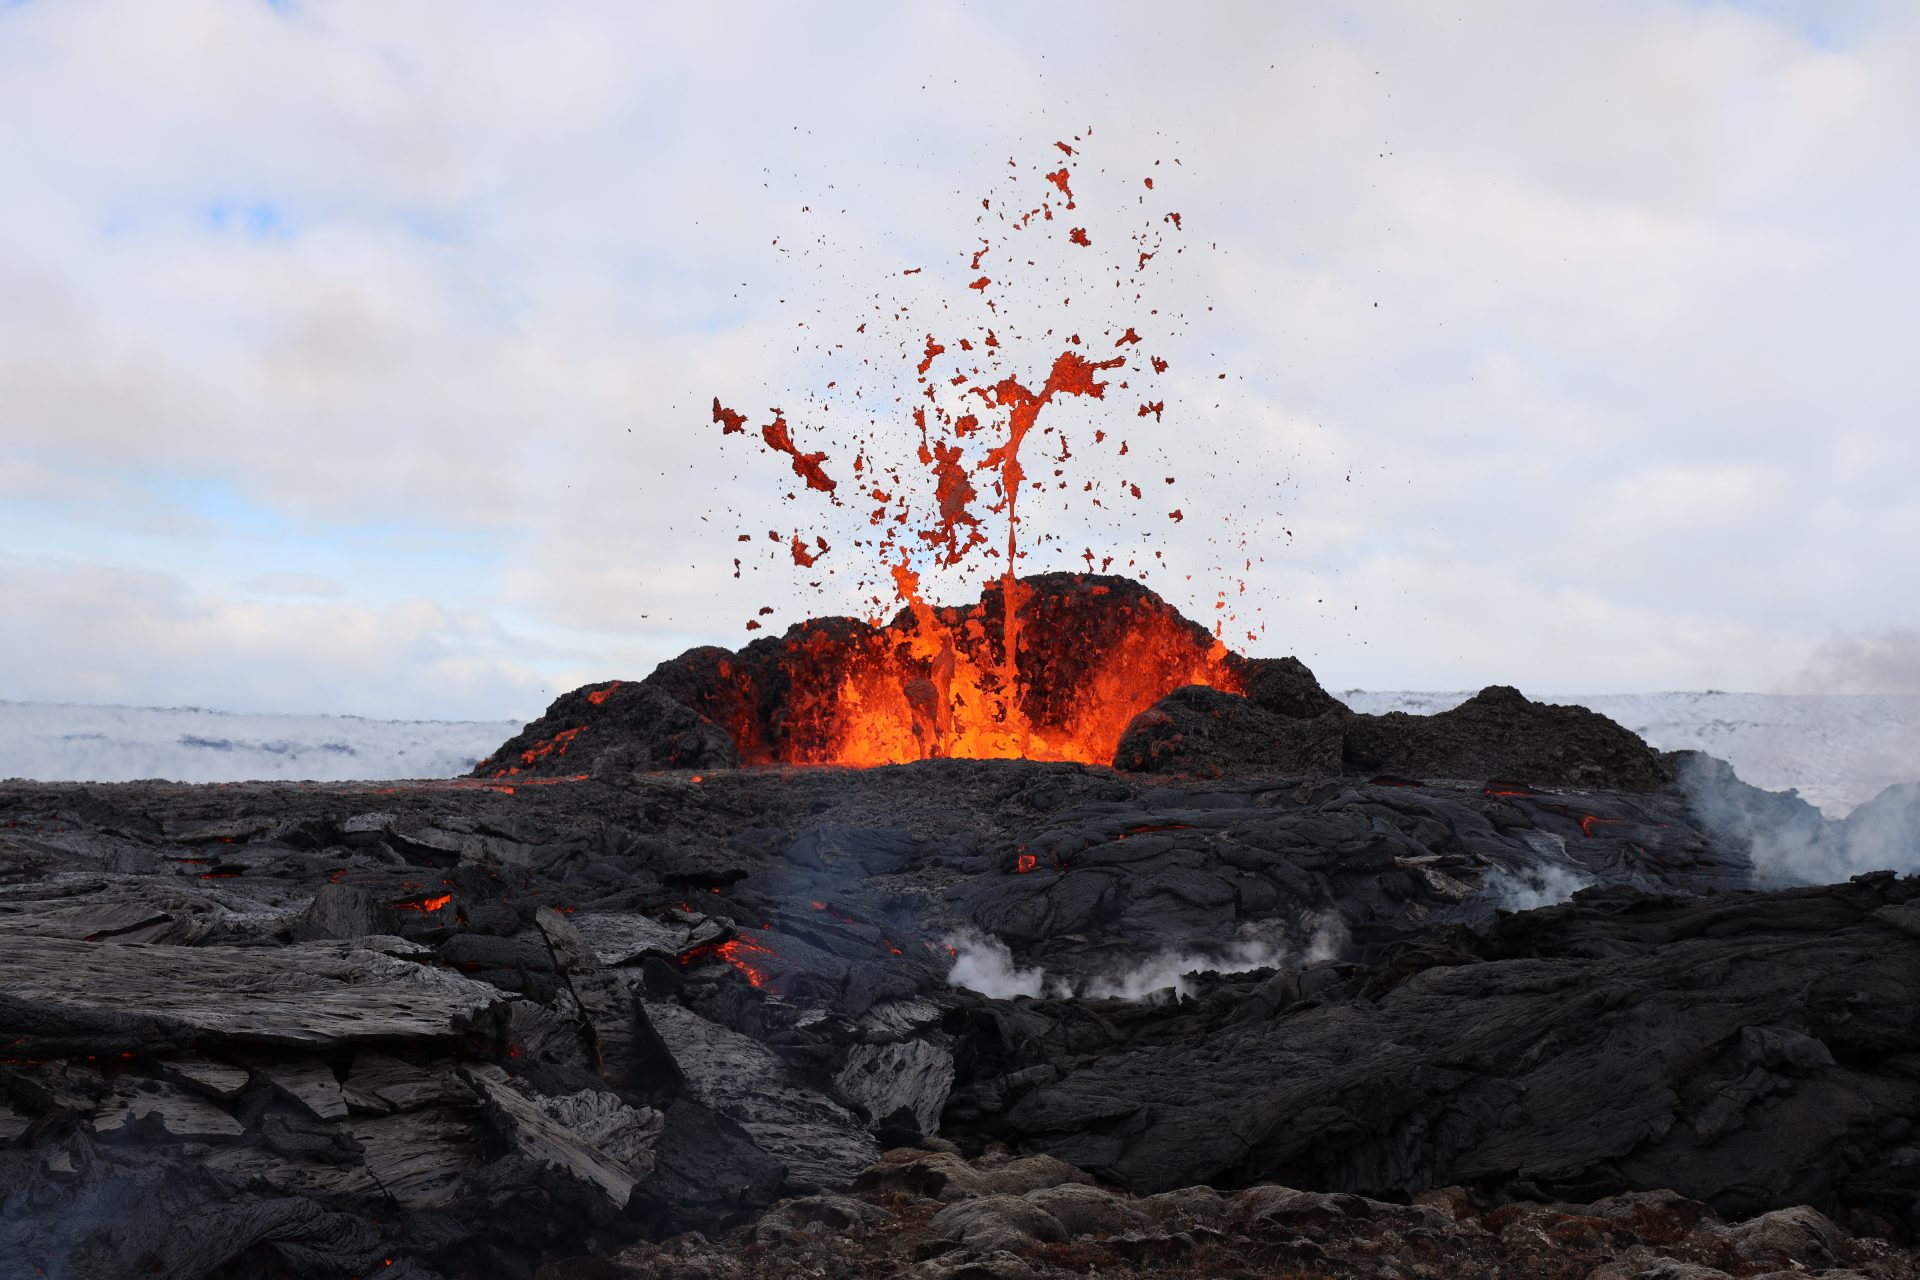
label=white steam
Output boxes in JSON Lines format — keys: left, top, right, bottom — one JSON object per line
{"left": 945, "top": 916, "right": 1348, "bottom": 1003}
{"left": 1485, "top": 862, "right": 1597, "bottom": 911}
{"left": 1749, "top": 786, "right": 1920, "bottom": 885}
{"left": 943, "top": 929, "right": 1049, "bottom": 999}
{"left": 1480, "top": 830, "right": 1598, "bottom": 911}
{"left": 1678, "top": 755, "right": 1920, "bottom": 886}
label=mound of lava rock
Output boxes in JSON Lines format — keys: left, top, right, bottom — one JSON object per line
{"left": 475, "top": 573, "right": 1674, "bottom": 791}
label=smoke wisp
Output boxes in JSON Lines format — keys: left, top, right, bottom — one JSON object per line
{"left": 1678, "top": 752, "right": 1920, "bottom": 885}
{"left": 1486, "top": 832, "right": 1599, "bottom": 910}
{"left": 942, "top": 929, "right": 1050, "bottom": 999}
{"left": 945, "top": 916, "right": 1348, "bottom": 1003}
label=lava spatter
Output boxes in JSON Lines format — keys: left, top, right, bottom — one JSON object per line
{"left": 714, "top": 402, "right": 838, "bottom": 496}
{"left": 706, "top": 138, "right": 1256, "bottom": 765}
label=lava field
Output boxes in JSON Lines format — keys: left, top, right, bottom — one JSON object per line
{"left": 5, "top": 583, "right": 1920, "bottom": 1279}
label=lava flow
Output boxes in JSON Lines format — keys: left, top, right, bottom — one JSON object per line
{"left": 705, "top": 138, "right": 1245, "bottom": 767}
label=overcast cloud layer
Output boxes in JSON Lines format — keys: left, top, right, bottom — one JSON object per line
{"left": 2, "top": 0, "right": 1916, "bottom": 720}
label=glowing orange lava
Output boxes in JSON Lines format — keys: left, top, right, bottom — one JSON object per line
{"left": 679, "top": 934, "right": 778, "bottom": 988}
{"left": 704, "top": 138, "right": 1247, "bottom": 768}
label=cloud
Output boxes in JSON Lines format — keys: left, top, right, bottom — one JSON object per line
{"left": 0, "top": 1, "right": 1916, "bottom": 714}
{"left": 0, "top": 555, "right": 551, "bottom": 720}
{"left": 1783, "top": 629, "right": 1920, "bottom": 696}
{"left": 245, "top": 571, "right": 345, "bottom": 597}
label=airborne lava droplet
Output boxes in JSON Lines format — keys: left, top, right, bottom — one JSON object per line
{"left": 757, "top": 411, "right": 837, "bottom": 494}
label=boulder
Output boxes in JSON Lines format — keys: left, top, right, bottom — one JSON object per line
{"left": 1237, "top": 655, "right": 1348, "bottom": 720}
{"left": 1113, "top": 685, "right": 1344, "bottom": 776}
{"left": 1342, "top": 684, "right": 1675, "bottom": 790}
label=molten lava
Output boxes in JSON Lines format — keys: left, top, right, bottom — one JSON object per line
{"left": 681, "top": 574, "right": 1242, "bottom": 768}
{"left": 679, "top": 934, "right": 777, "bottom": 988}
{"left": 696, "top": 138, "right": 1254, "bottom": 768}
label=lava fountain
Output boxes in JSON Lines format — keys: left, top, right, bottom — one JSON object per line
{"left": 670, "top": 138, "right": 1255, "bottom": 767}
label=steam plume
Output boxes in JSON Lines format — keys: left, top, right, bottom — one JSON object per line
{"left": 945, "top": 916, "right": 1348, "bottom": 1003}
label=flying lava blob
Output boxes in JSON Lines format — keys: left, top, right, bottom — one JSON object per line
{"left": 707, "top": 137, "right": 1255, "bottom": 767}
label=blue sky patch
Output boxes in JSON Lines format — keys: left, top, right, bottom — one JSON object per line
{"left": 204, "top": 201, "right": 292, "bottom": 239}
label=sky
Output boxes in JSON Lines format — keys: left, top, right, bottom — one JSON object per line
{"left": 1, "top": 0, "right": 1917, "bottom": 722}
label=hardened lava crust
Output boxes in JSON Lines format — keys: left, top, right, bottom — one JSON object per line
{"left": 5, "top": 588, "right": 1920, "bottom": 1278}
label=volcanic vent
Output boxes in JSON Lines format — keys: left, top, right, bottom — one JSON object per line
{"left": 477, "top": 573, "right": 1242, "bottom": 775}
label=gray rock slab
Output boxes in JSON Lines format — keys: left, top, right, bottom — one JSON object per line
{"left": 349, "top": 1109, "right": 489, "bottom": 1210}
{"left": 464, "top": 1063, "right": 661, "bottom": 1210}
{"left": 837, "top": 1040, "right": 955, "bottom": 1135}
{"left": 343, "top": 1051, "right": 476, "bottom": 1115}
{"left": 153, "top": 1056, "right": 250, "bottom": 1100}
{"left": 93, "top": 1079, "right": 244, "bottom": 1140}
{"left": 569, "top": 911, "right": 725, "bottom": 966}
{"left": 259, "top": 1061, "right": 348, "bottom": 1120}
{"left": 646, "top": 1000, "right": 878, "bottom": 1192}
{"left": 0, "top": 934, "right": 509, "bottom": 1050}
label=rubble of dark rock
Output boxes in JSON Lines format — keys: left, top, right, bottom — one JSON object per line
{"left": 1112, "top": 684, "right": 1344, "bottom": 777}
{"left": 8, "top": 581, "right": 1920, "bottom": 1280}
{"left": 543, "top": 1147, "right": 1920, "bottom": 1280}
{"left": 1340, "top": 683, "right": 1680, "bottom": 791}
{"left": 947, "top": 873, "right": 1920, "bottom": 1233}
{"left": 3, "top": 733, "right": 1920, "bottom": 1278}
{"left": 1114, "top": 675, "right": 1679, "bottom": 792}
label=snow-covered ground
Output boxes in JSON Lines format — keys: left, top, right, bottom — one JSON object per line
{"left": 0, "top": 700, "right": 518, "bottom": 786}
{"left": 0, "top": 692, "right": 1913, "bottom": 816}
{"left": 1344, "top": 690, "right": 1920, "bottom": 816}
